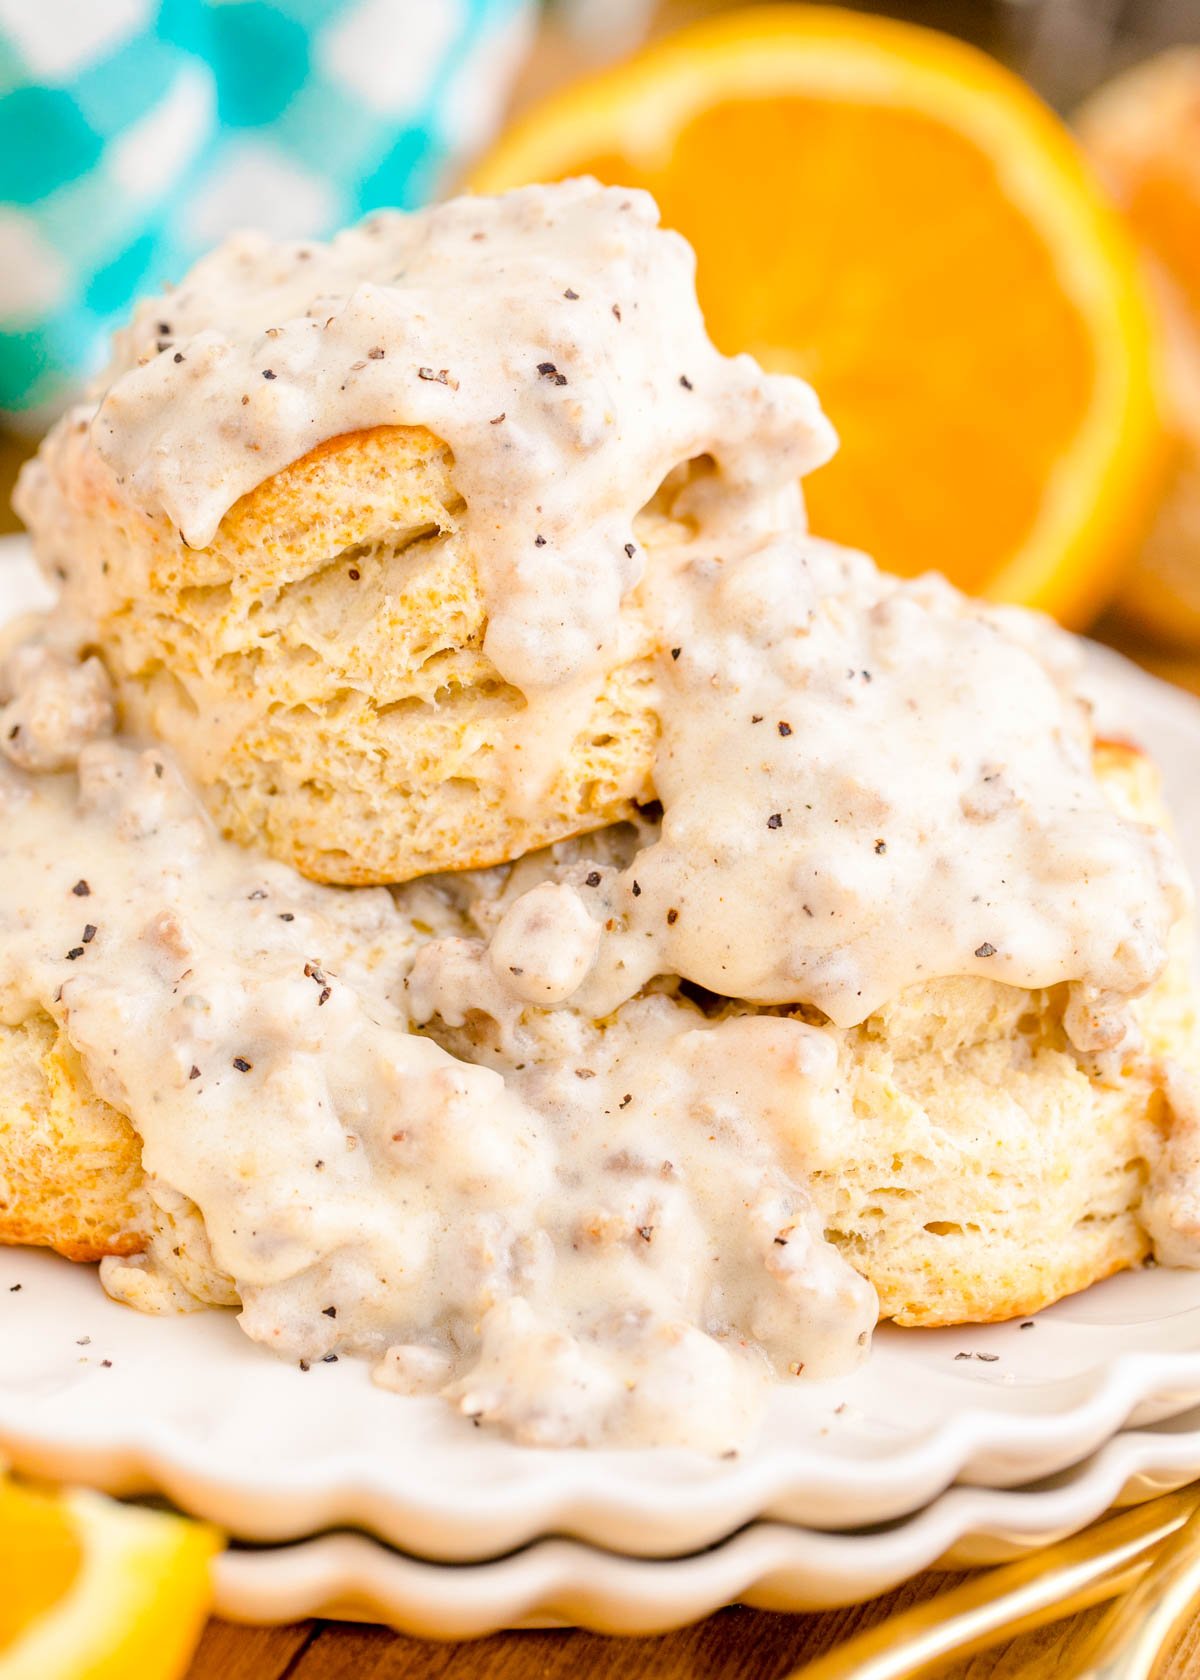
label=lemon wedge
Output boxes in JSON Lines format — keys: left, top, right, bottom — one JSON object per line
{"left": 0, "top": 1476, "right": 220, "bottom": 1680}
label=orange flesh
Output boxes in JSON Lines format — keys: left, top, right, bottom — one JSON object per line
{"left": 1125, "top": 161, "right": 1200, "bottom": 316}
{"left": 564, "top": 95, "right": 1096, "bottom": 592}
{"left": 0, "top": 1482, "right": 82, "bottom": 1650}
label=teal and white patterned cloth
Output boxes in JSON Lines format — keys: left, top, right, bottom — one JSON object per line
{"left": 0, "top": 0, "right": 536, "bottom": 422}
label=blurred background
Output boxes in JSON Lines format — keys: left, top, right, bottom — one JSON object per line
{"left": 1, "top": 0, "right": 1199, "bottom": 660}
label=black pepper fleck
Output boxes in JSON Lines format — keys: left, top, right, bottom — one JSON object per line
{"left": 670, "top": 647, "right": 681, "bottom": 661}
{"left": 631, "top": 880, "right": 641, "bottom": 897}
{"left": 189, "top": 1066, "right": 201, "bottom": 1080}
{"left": 975, "top": 942, "right": 997, "bottom": 958}
{"left": 233, "top": 1057, "right": 252, "bottom": 1072}
{"left": 348, "top": 567, "right": 361, "bottom": 580}
{"left": 82, "top": 924, "right": 97, "bottom": 943}
{"left": 535, "top": 534, "right": 546, "bottom": 547}
{"left": 563, "top": 288, "right": 579, "bottom": 300}
{"left": 72, "top": 880, "right": 90, "bottom": 897}
{"left": 585, "top": 871, "right": 601, "bottom": 887}
{"left": 874, "top": 840, "right": 887, "bottom": 855}
{"left": 624, "top": 542, "right": 636, "bottom": 558}
{"left": 767, "top": 813, "right": 783, "bottom": 830}
{"left": 261, "top": 368, "right": 276, "bottom": 380}
{"left": 679, "top": 374, "right": 693, "bottom": 390}
{"left": 666, "top": 908, "right": 678, "bottom": 925}
{"left": 322, "top": 1305, "right": 337, "bottom": 1318}
{"left": 66, "top": 946, "right": 85, "bottom": 961}
{"left": 777, "top": 721, "right": 792, "bottom": 736}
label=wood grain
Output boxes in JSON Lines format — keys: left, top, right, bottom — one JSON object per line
{"left": 182, "top": 1578, "right": 1199, "bottom": 1680}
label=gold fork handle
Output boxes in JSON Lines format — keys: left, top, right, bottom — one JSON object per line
{"left": 1064, "top": 1499, "right": 1200, "bottom": 1680}
{"left": 783, "top": 1488, "right": 1200, "bottom": 1680}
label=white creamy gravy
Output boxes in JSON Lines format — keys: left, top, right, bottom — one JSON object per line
{"left": 85, "top": 180, "right": 832, "bottom": 692}
{"left": 564, "top": 538, "right": 1189, "bottom": 1049}
{"left": 5, "top": 182, "right": 1196, "bottom": 1446}
{"left": 49, "top": 180, "right": 1187, "bottom": 1050}
{"left": 0, "top": 633, "right": 874, "bottom": 1448}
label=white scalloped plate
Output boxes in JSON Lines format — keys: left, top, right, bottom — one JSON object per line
{"left": 5, "top": 536, "right": 1200, "bottom": 1563}
{"left": 204, "top": 1414, "right": 1200, "bottom": 1633}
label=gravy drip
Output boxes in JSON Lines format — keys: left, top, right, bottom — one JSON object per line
{"left": 81, "top": 180, "right": 832, "bottom": 691}
{"left": 0, "top": 632, "right": 874, "bottom": 1449}
{"left": 2, "top": 183, "right": 1193, "bottom": 1447}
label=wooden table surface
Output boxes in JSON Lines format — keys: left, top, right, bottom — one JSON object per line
{"left": 184, "top": 1571, "right": 1200, "bottom": 1679}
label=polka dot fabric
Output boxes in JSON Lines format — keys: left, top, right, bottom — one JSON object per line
{"left": 0, "top": 0, "right": 535, "bottom": 421}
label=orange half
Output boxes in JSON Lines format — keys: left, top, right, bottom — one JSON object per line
{"left": 473, "top": 4, "right": 1165, "bottom": 626}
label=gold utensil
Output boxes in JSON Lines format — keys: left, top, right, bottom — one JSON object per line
{"left": 1061, "top": 1492, "right": 1200, "bottom": 1678}
{"left": 784, "top": 1486, "right": 1200, "bottom": 1680}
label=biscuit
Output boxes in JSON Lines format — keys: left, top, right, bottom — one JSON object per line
{"left": 16, "top": 423, "right": 664, "bottom": 884}
{"left": 3, "top": 742, "right": 1185, "bottom": 1330}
